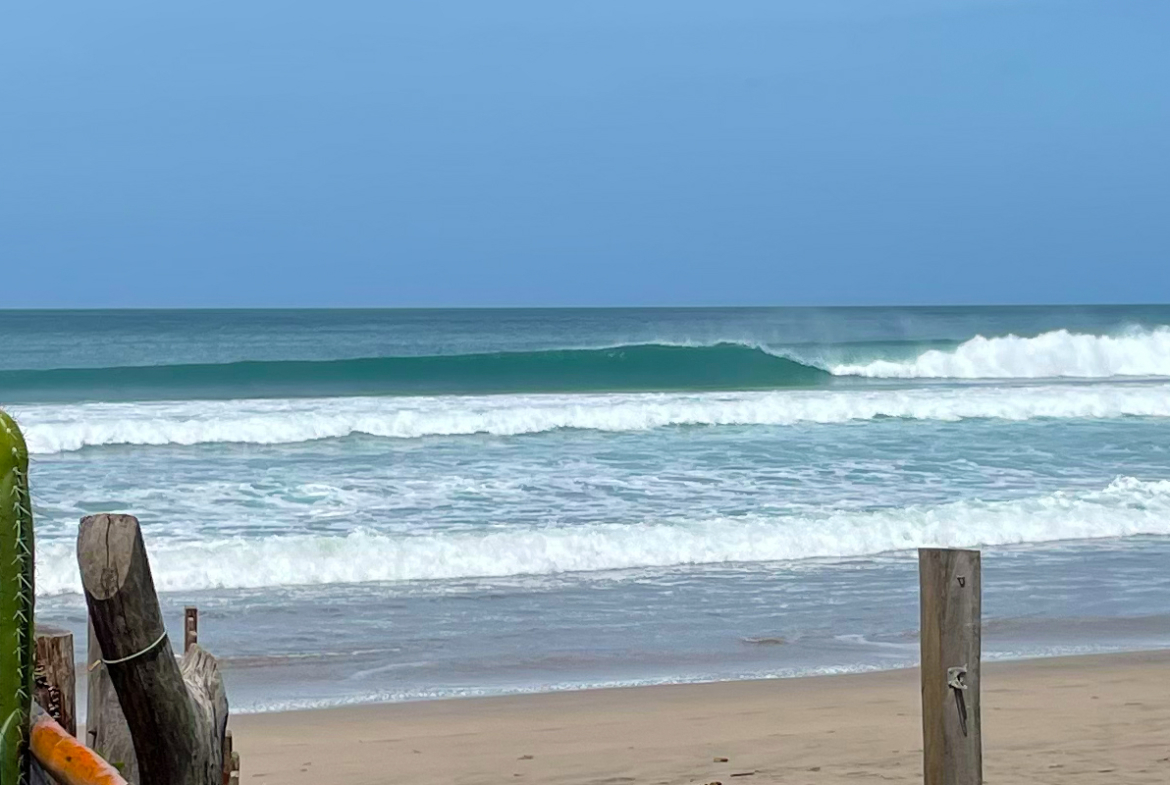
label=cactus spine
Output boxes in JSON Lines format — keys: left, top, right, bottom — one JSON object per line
{"left": 0, "top": 411, "right": 34, "bottom": 785}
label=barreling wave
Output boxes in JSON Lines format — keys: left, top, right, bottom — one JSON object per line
{"left": 831, "top": 328, "right": 1170, "bottom": 379}
{"left": 0, "top": 343, "right": 829, "bottom": 402}
{"left": 33, "top": 477, "right": 1170, "bottom": 595}
{"left": 14, "top": 382, "right": 1170, "bottom": 453}
{"left": 7, "top": 329, "right": 1169, "bottom": 404}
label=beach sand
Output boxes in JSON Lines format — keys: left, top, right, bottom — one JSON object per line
{"left": 229, "top": 649, "right": 1170, "bottom": 784}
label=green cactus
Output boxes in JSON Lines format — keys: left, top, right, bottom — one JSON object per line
{"left": 0, "top": 411, "right": 34, "bottom": 785}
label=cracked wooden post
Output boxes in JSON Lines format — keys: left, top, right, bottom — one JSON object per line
{"left": 33, "top": 625, "right": 77, "bottom": 737}
{"left": 919, "top": 548, "right": 982, "bottom": 785}
{"left": 78, "top": 513, "right": 228, "bottom": 785}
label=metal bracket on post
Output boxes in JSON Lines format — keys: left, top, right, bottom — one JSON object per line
{"left": 947, "top": 665, "right": 969, "bottom": 737}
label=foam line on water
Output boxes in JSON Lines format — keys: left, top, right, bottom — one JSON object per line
{"left": 12, "top": 382, "right": 1170, "bottom": 454}
{"left": 831, "top": 328, "right": 1170, "bottom": 378}
{"left": 226, "top": 664, "right": 891, "bottom": 713}
{"left": 33, "top": 477, "right": 1170, "bottom": 595}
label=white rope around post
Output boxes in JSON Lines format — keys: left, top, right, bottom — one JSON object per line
{"left": 89, "top": 630, "right": 169, "bottom": 671}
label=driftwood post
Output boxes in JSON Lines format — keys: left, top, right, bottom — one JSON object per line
{"left": 33, "top": 626, "right": 77, "bottom": 737}
{"left": 87, "top": 616, "right": 140, "bottom": 782}
{"left": 185, "top": 607, "right": 199, "bottom": 653}
{"left": 78, "top": 513, "right": 228, "bottom": 785}
{"left": 919, "top": 548, "right": 982, "bottom": 785}
{"left": 221, "top": 730, "right": 234, "bottom": 785}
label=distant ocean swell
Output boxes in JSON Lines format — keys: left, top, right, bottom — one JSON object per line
{"left": 33, "top": 477, "right": 1170, "bottom": 595}
{"left": 4, "top": 328, "right": 1170, "bottom": 404}
{"left": 0, "top": 343, "right": 828, "bottom": 401}
{"left": 12, "top": 382, "right": 1170, "bottom": 454}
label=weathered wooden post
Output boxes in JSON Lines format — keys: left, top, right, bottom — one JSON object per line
{"left": 919, "top": 548, "right": 982, "bottom": 785}
{"left": 222, "top": 730, "right": 233, "bottom": 785}
{"left": 185, "top": 607, "right": 199, "bottom": 653}
{"left": 78, "top": 513, "right": 228, "bottom": 785}
{"left": 87, "top": 616, "right": 139, "bottom": 782}
{"left": 33, "top": 625, "right": 77, "bottom": 736}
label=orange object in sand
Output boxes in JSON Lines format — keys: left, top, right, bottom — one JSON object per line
{"left": 29, "top": 711, "right": 129, "bottom": 785}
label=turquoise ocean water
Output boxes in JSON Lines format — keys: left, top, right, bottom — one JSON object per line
{"left": 6, "top": 306, "right": 1170, "bottom": 712}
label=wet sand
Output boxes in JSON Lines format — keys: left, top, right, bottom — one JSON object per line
{"left": 230, "top": 649, "right": 1170, "bottom": 784}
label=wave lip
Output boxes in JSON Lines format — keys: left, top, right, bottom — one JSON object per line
{"left": 33, "top": 477, "right": 1170, "bottom": 595}
{"left": 12, "top": 382, "right": 1170, "bottom": 454}
{"left": 0, "top": 343, "right": 828, "bottom": 402}
{"left": 832, "top": 328, "right": 1170, "bottom": 379}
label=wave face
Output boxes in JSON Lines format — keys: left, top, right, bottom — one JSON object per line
{"left": 6, "top": 329, "right": 1170, "bottom": 404}
{"left": 831, "top": 328, "right": 1170, "bottom": 379}
{"left": 0, "top": 343, "right": 828, "bottom": 402}
{"left": 14, "top": 382, "right": 1170, "bottom": 453}
{"left": 33, "top": 477, "right": 1170, "bottom": 595}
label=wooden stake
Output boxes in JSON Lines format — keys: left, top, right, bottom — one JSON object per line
{"left": 78, "top": 514, "right": 228, "bottom": 785}
{"left": 919, "top": 548, "right": 982, "bottom": 785}
{"left": 185, "top": 607, "right": 199, "bottom": 653}
{"left": 222, "top": 729, "right": 233, "bottom": 785}
{"left": 87, "top": 616, "right": 139, "bottom": 783}
{"left": 34, "top": 626, "right": 77, "bottom": 737}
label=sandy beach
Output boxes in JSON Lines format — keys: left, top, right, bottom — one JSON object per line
{"left": 227, "top": 649, "right": 1170, "bottom": 784}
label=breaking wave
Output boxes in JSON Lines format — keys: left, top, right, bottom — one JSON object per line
{"left": 34, "top": 477, "right": 1170, "bottom": 595}
{"left": 11, "top": 382, "right": 1170, "bottom": 454}
{"left": 831, "top": 328, "right": 1170, "bottom": 379}
{"left": 5, "top": 329, "right": 1170, "bottom": 407}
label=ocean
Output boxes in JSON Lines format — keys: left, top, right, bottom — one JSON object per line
{"left": 6, "top": 305, "right": 1170, "bottom": 714}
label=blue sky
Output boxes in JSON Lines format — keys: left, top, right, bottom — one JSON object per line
{"left": 3, "top": 0, "right": 1168, "bottom": 307}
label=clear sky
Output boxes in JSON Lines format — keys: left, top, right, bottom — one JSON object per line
{"left": 3, "top": 0, "right": 1168, "bottom": 307}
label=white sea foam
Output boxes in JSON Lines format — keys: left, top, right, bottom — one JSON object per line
{"left": 11, "top": 382, "right": 1170, "bottom": 454}
{"left": 831, "top": 328, "right": 1170, "bottom": 378}
{"left": 33, "top": 477, "right": 1170, "bottom": 595}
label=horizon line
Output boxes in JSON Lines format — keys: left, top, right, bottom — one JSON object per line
{"left": 1, "top": 302, "right": 1168, "bottom": 313}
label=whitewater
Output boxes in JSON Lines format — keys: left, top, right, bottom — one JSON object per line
{"left": 829, "top": 327, "right": 1170, "bottom": 379}
{"left": 14, "top": 307, "right": 1170, "bottom": 711}
{"left": 12, "top": 381, "right": 1170, "bottom": 453}
{"left": 31, "top": 477, "right": 1170, "bottom": 596}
